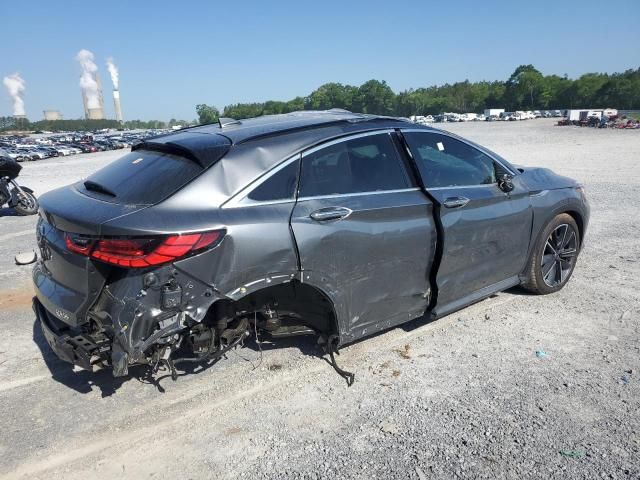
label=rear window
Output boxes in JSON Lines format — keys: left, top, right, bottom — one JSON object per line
{"left": 79, "top": 150, "right": 203, "bottom": 205}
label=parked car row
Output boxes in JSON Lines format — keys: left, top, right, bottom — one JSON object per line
{"left": 0, "top": 129, "right": 170, "bottom": 162}
{"left": 410, "top": 109, "right": 564, "bottom": 125}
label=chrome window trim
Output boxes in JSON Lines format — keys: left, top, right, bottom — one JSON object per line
{"left": 300, "top": 129, "right": 395, "bottom": 158}
{"left": 298, "top": 187, "right": 421, "bottom": 202}
{"left": 400, "top": 128, "right": 518, "bottom": 182}
{"left": 426, "top": 184, "right": 499, "bottom": 191}
{"left": 224, "top": 129, "right": 409, "bottom": 209}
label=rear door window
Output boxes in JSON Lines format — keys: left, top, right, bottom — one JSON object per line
{"left": 299, "top": 133, "right": 410, "bottom": 197}
{"left": 403, "top": 132, "right": 497, "bottom": 188}
{"left": 79, "top": 150, "right": 204, "bottom": 205}
{"left": 247, "top": 158, "right": 299, "bottom": 202}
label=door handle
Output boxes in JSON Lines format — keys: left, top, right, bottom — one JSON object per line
{"left": 309, "top": 207, "right": 352, "bottom": 222}
{"left": 442, "top": 196, "right": 470, "bottom": 208}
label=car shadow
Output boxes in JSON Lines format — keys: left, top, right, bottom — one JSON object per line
{"left": 33, "top": 318, "right": 137, "bottom": 397}
{"left": 504, "top": 285, "right": 537, "bottom": 296}
{"left": 0, "top": 207, "right": 19, "bottom": 217}
{"left": 33, "top": 317, "right": 325, "bottom": 396}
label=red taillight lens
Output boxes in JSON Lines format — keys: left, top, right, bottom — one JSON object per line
{"left": 64, "top": 230, "right": 223, "bottom": 268}
{"left": 65, "top": 234, "right": 94, "bottom": 255}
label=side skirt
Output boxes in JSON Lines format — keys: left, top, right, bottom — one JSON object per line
{"left": 432, "top": 275, "right": 520, "bottom": 319}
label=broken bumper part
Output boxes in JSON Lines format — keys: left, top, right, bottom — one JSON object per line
{"left": 33, "top": 298, "right": 100, "bottom": 371}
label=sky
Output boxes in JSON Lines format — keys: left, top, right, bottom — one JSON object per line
{"left": 2, "top": 0, "right": 639, "bottom": 121}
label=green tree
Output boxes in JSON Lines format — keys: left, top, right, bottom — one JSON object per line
{"left": 305, "top": 83, "right": 357, "bottom": 111}
{"left": 505, "top": 65, "right": 544, "bottom": 109}
{"left": 195, "top": 104, "right": 220, "bottom": 124}
{"left": 355, "top": 80, "right": 396, "bottom": 114}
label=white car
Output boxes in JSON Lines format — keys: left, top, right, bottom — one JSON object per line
{"left": 54, "top": 147, "right": 71, "bottom": 156}
{"left": 16, "top": 147, "right": 45, "bottom": 160}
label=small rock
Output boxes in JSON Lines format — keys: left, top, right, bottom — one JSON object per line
{"left": 380, "top": 419, "right": 400, "bottom": 435}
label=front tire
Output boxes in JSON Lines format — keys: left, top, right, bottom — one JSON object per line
{"left": 522, "top": 213, "right": 580, "bottom": 294}
{"left": 14, "top": 191, "right": 39, "bottom": 216}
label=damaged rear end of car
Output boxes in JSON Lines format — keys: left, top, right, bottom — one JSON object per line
{"left": 32, "top": 131, "right": 250, "bottom": 378}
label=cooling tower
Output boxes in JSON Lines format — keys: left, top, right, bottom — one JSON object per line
{"left": 82, "top": 73, "right": 105, "bottom": 120}
{"left": 87, "top": 108, "right": 104, "bottom": 120}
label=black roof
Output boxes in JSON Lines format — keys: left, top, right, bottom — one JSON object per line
{"left": 177, "top": 110, "right": 416, "bottom": 143}
{"left": 134, "top": 111, "right": 430, "bottom": 169}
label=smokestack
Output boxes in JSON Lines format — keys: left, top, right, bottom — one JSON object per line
{"left": 3, "top": 73, "right": 26, "bottom": 117}
{"left": 112, "top": 90, "right": 123, "bottom": 123}
{"left": 76, "top": 49, "right": 104, "bottom": 119}
{"left": 106, "top": 57, "right": 123, "bottom": 123}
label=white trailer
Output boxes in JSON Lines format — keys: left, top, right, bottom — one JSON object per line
{"left": 484, "top": 108, "right": 505, "bottom": 117}
{"left": 566, "top": 109, "right": 588, "bottom": 121}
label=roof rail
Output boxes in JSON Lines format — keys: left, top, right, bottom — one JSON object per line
{"left": 219, "top": 117, "right": 242, "bottom": 128}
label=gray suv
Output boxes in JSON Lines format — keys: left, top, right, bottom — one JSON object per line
{"left": 32, "top": 110, "right": 589, "bottom": 384}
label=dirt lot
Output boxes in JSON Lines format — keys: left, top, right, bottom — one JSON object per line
{"left": 0, "top": 119, "right": 638, "bottom": 479}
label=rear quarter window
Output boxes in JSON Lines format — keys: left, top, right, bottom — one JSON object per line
{"left": 79, "top": 150, "right": 203, "bottom": 205}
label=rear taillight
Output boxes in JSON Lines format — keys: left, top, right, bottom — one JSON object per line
{"left": 64, "top": 230, "right": 224, "bottom": 268}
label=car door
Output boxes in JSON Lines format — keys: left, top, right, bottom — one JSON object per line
{"left": 290, "top": 130, "right": 437, "bottom": 341}
{"left": 402, "top": 130, "right": 533, "bottom": 316}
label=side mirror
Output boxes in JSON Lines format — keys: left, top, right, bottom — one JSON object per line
{"left": 498, "top": 173, "right": 514, "bottom": 193}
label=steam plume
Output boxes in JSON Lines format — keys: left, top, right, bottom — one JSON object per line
{"left": 76, "top": 49, "right": 100, "bottom": 109}
{"left": 106, "top": 57, "right": 119, "bottom": 89}
{"left": 3, "top": 73, "right": 26, "bottom": 116}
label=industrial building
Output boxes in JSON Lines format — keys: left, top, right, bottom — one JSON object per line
{"left": 43, "top": 110, "right": 63, "bottom": 121}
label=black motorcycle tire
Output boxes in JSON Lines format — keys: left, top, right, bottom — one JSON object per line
{"left": 14, "top": 191, "right": 39, "bottom": 216}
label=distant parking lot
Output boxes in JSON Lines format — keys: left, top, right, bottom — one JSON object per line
{"left": 0, "top": 129, "right": 168, "bottom": 163}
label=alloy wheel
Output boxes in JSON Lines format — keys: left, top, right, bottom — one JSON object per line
{"left": 541, "top": 223, "right": 578, "bottom": 287}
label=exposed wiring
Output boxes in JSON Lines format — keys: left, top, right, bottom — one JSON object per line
{"left": 231, "top": 311, "right": 263, "bottom": 370}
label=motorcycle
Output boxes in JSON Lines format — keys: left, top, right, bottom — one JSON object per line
{"left": 0, "top": 155, "right": 39, "bottom": 216}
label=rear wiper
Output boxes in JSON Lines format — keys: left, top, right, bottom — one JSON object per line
{"left": 83, "top": 180, "right": 116, "bottom": 197}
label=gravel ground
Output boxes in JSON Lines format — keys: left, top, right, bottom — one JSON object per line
{"left": 0, "top": 119, "right": 638, "bottom": 479}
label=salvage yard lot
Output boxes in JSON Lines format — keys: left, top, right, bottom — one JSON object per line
{"left": 0, "top": 118, "right": 638, "bottom": 479}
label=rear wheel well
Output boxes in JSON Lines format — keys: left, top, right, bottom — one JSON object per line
{"left": 207, "top": 281, "right": 338, "bottom": 336}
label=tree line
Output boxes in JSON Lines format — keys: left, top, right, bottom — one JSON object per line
{"left": 196, "top": 65, "right": 640, "bottom": 123}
